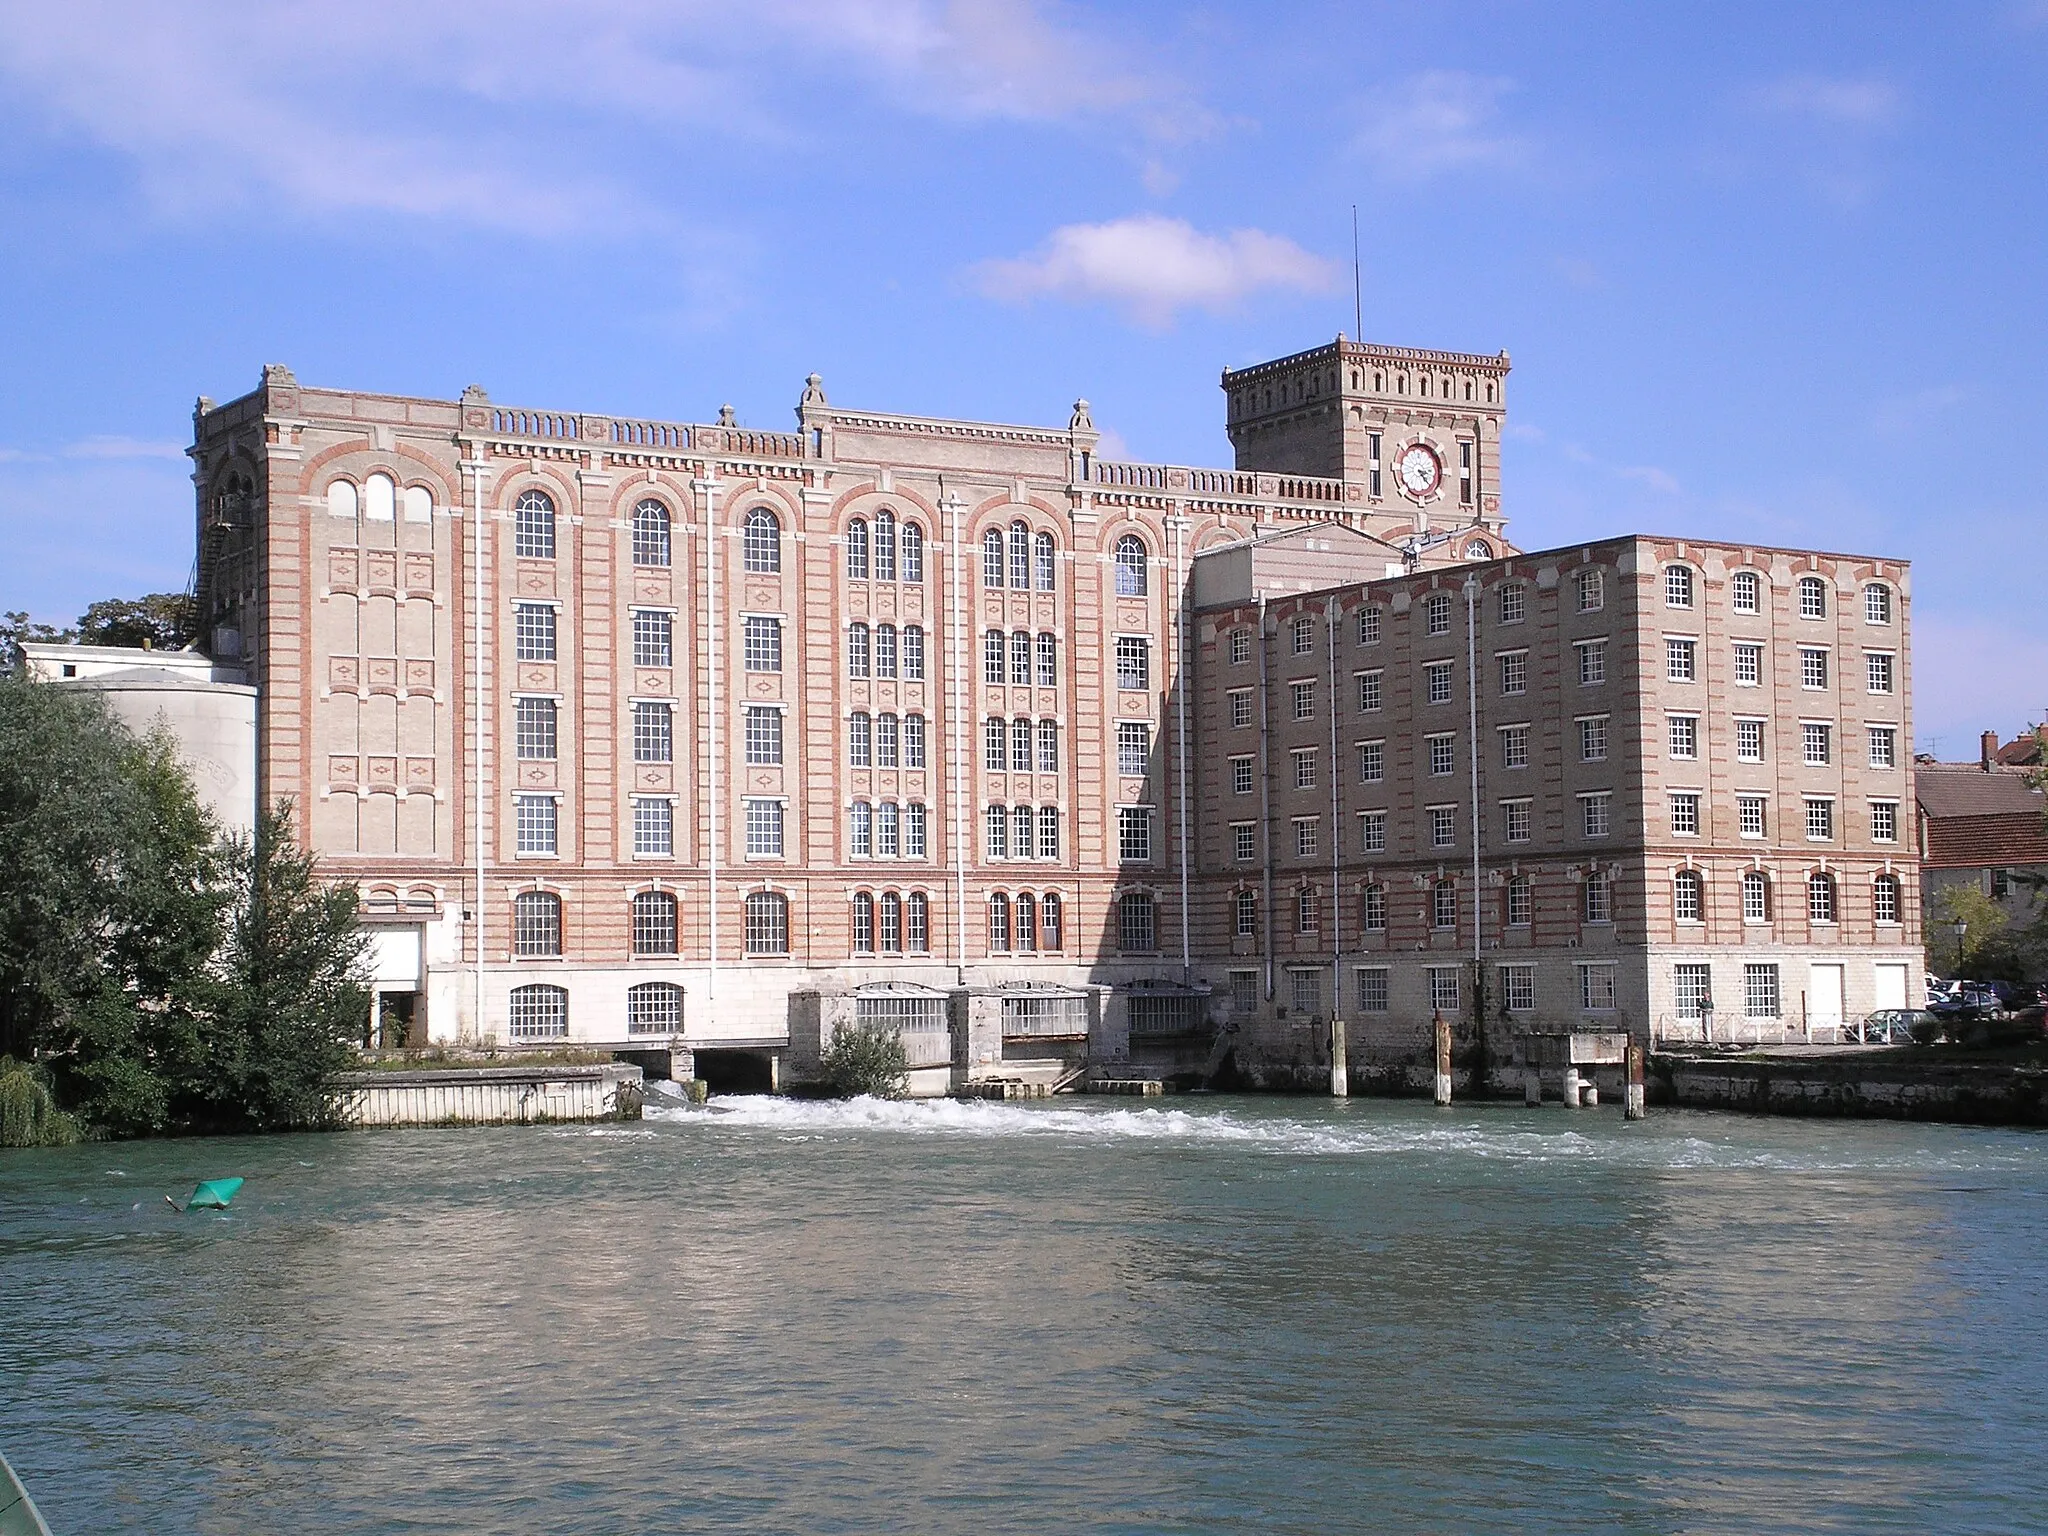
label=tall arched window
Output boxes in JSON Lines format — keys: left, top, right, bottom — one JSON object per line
{"left": 508, "top": 984, "right": 568, "bottom": 1041}
{"left": 1040, "top": 893, "right": 1062, "bottom": 951}
{"left": 514, "top": 489, "right": 556, "bottom": 560}
{"left": 907, "top": 892, "right": 930, "bottom": 952}
{"left": 1798, "top": 575, "right": 1828, "bottom": 619}
{"left": 852, "top": 892, "right": 875, "bottom": 953}
{"left": 632, "top": 499, "right": 671, "bottom": 567}
{"left": 743, "top": 508, "right": 781, "bottom": 573}
{"left": 1118, "top": 892, "right": 1156, "bottom": 952}
{"left": 982, "top": 528, "right": 1005, "bottom": 587}
{"left": 1674, "top": 870, "right": 1704, "bottom": 924}
{"left": 513, "top": 891, "right": 561, "bottom": 956}
{"left": 1742, "top": 870, "right": 1772, "bottom": 923}
{"left": 1808, "top": 872, "right": 1838, "bottom": 923}
{"left": 1114, "top": 534, "right": 1148, "bottom": 597}
{"left": 901, "top": 521, "right": 923, "bottom": 582}
{"left": 1433, "top": 881, "right": 1458, "bottom": 929}
{"left": 845, "top": 519, "right": 869, "bottom": 580}
{"left": 627, "top": 982, "right": 683, "bottom": 1035}
{"left": 1008, "top": 522, "right": 1030, "bottom": 588}
{"left": 879, "top": 892, "right": 903, "bottom": 952}
{"left": 847, "top": 622, "right": 871, "bottom": 679}
{"left": 874, "top": 508, "right": 897, "bottom": 581}
{"left": 1730, "top": 570, "right": 1761, "bottom": 613}
{"left": 1033, "top": 531, "right": 1056, "bottom": 591}
{"left": 1873, "top": 874, "right": 1901, "bottom": 924}
{"left": 631, "top": 890, "right": 678, "bottom": 956}
{"left": 988, "top": 892, "right": 1011, "bottom": 952}
{"left": 1015, "top": 892, "right": 1037, "bottom": 951}
{"left": 1235, "top": 889, "right": 1257, "bottom": 937}
{"left": 744, "top": 891, "right": 789, "bottom": 954}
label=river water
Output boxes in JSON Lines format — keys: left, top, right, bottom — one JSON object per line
{"left": 2, "top": 1095, "right": 2044, "bottom": 1534}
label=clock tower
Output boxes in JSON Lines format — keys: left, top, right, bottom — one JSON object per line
{"left": 1221, "top": 336, "right": 1509, "bottom": 524}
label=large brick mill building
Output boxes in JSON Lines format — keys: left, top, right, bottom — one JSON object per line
{"left": 187, "top": 335, "right": 1921, "bottom": 1089}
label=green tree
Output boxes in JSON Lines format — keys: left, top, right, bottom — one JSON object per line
{"left": 75, "top": 593, "right": 197, "bottom": 651}
{"left": 820, "top": 1018, "right": 910, "bottom": 1100}
{"left": 1928, "top": 883, "right": 2012, "bottom": 978}
{"left": 0, "top": 612, "right": 76, "bottom": 674}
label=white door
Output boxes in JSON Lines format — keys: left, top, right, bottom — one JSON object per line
{"left": 1809, "top": 964, "right": 1845, "bottom": 1029}
{"left": 1874, "top": 963, "right": 1908, "bottom": 1012}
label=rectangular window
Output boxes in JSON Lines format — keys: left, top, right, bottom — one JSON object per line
{"left": 906, "top": 802, "right": 927, "bottom": 858}
{"left": 1802, "top": 722, "right": 1832, "bottom": 766}
{"left": 1295, "top": 818, "right": 1319, "bottom": 858}
{"left": 1667, "top": 637, "right": 1697, "bottom": 682}
{"left": 1583, "top": 874, "right": 1611, "bottom": 923}
{"left": 1502, "top": 799, "right": 1531, "bottom": 842}
{"left": 1738, "top": 794, "right": 1766, "bottom": 838}
{"left": 514, "top": 603, "right": 557, "bottom": 662}
{"left": 1426, "top": 662, "right": 1453, "bottom": 705}
{"left": 1500, "top": 724, "right": 1529, "bottom": 770}
{"left": 1291, "top": 969, "right": 1322, "bottom": 1015}
{"left": 515, "top": 696, "right": 558, "bottom": 760}
{"left": 1579, "top": 716, "right": 1608, "bottom": 763}
{"left": 1428, "top": 968, "right": 1461, "bottom": 1014}
{"left": 983, "top": 629, "right": 1004, "bottom": 685}
{"left": 1357, "top": 670, "right": 1383, "bottom": 712}
{"left": 1291, "top": 678, "right": 1316, "bottom": 720}
{"left": 632, "top": 609, "right": 673, "bottom": 669}
{"left": 1116, "top": 636, "right": 1150, "bottom": 691}
{"left": 1230, "top": 970, "right": 1257, "bottom": 1013}
{"left": 1292, "top": 748, "right": 1318, "bottom": 790}
{"left": 1867, "top": 652, "right": 1894, "bottom": 694}
{"left": 1582, "top": 792, "right": 1612, "bottom": 838}
{"left": 905, "top": 714, "right": 926, "bottom": 769}
{"left": 1576, "top": 639, "right": 1606, "bottom": 686}
{"left": 1501, "top": 965, "right": 1535, "bottom": 1013}
{"left": 1499, "top": 650, "right": 1528, "bottom": 695}
{"left": 744, "top": 706, "right": 783, "bottom": 766}
{"left": 1736, "top": 718, "right": 1765, "bottom": 763}
{"left": 1506, "top": 878, "right": 1533, "bottom": 926}
{"left": 1871, "top": 800, "right": 1898, "bottom": 842}
{"left": 1800, "top": 648, "right": 1829, "bottom": 690}
{"left": 1009, "top": 718, "right": 1031, "bottom": 773}
{"left": 1665, "top": 565, "right": 1694, "bottom": 608}
{"left": 1499, "top": 584, "right": 1526, "bottom": 625}
{"left": 744, "top": 799, "right": 785, "bottom": 857}
{"left": 1576, "top": 568, "right": 1604, "bottom": 612}
{"left": 1580, "top": 963, "right": 1616, "bottom": 1012}
{"left": 743, "top": 616, "right": 782, "bottom": 673}
{"left": 1295, "top": 890, "right": 1320, "bottom": 936}
{"left": 878, "top": 713, "right": 901, "bottom": 769}
{"left": 874, "top": 625, "right": 897, "bottom": 679}
{"left": 1734, "top": 642, "right": 1763, "bottom": 687}
{"left": 1866, "top": 585, "right": 1892, "bottom": 624}
{"left": 849, "top": 713, "right": 872, "bottom": 767}
{"left": 1674, "top": 964, "right": 1711, "bottom": 1019}
{"left": 1358, "top": 605, "right": 1381, "bottom": 645}
{"left": 1368, "top": 432, "right": 1383, "bottom": 499}
{"left": 1357, "top": 967, "right": 1389, "bottom": 1013}
{"left": 904, "top": 626, "right": 926, "bottom": 681}
{"left": 1416, "top": 735, "right": 1448, "bottom": 777}
{"left": 1358, "top": 740, "right": 1384, "bottom": 784}
{"left": 1428, "top": 805, "right": 1455, "bottom": 848}
{"left": 1229, "top": 629, "right": 1251, "bottom": 665}
{"left": 1459, "top": 440, "right": 1474, "bottom": 505}
{"left": 850, "top": 801, "right": 873, "bottom": 857}
{"left": 514, "top": 794, "right": 557, "bottom": 855}
{"left": 1011, "top": 631, "right": 1031, "bottom": 686}
{"left": 1119, "top": 807, "right": 1153, "bottom": 862}
{"left": 1034, "top": 632, "right": 1056, "bottom": 687}
{"left": 1868, "top": 725, "right": 1896, "bottom": 769}
{"left": 880, "top": 802, "right": 902, "bottom": 858}
{"left": 984, "top": 804, "right": 1007, "bottom": 859}
{"left": 1670, "top": 791, "right": 1700, "bottom": 836}
{"left": 1361, "top": 885, "right": 1387, "bottom": 931}
{"left": 1359, "top": 810, "right": 1386, "bottom": 854}
{"left": 1232, "top": 822, "right": 1256, "bottom": 861}
{"left": 1292, "top": 616, "right": 1315, "bottom": 655}
{"left": 1231, "top": 756, "right": 1254, "bottom": 795}
{"left": 633, "top": 701, "right": 672, "bottom": 764}
{"left": 1229, "top": 689, "right": 1253, "bottom": 728}
{"left": 632, "top": 797, "right": 673, "bottom": 857}
{"left": 1745, "top": 963, "right": 1781, "bottom": 1018}
{"left": 1669, "top": 715, "right": 1699, "bottom": 759}
{"left": 1805, "top": 797, "right": 1834, "bottom": 840}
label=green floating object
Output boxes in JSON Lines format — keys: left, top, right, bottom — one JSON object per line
{"left": 185, "top": 1177, "right": 244, "bottom": 1210}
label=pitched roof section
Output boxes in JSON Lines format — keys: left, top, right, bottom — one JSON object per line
{"left": 1915, "top": 764, "right": 2048, "bottom": 819}
{"left": 1917, "top": 764, "right": 2048, "bottom": 867}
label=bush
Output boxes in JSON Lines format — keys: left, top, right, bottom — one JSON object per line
{"left": 820, "top": 1019, "right": 909, "bottom": 1100}
{"left": 0, "top": 1055, "right": 81, "bottom": 1147}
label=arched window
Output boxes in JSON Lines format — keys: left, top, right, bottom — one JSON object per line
{"left": 744, "top": 892, "right": 789, "bottom": 954}
{"left": 1730, "top": 570, "right": 1761, "bottom": 613}
{"left": 508, "top": 984, "right": 568, "bottom": 1041}
{"left": 845, "top": 519, "right": 869, "bottom": 580}
{"left": 1235, "top": 889, "right": 1257, "bottom": 937}
{"left": 1034, "top": 531, "right": 1056, "bottom": 591}
{"left": 1582, "top": 874, "right": 1612, "bottom": 924}
{"left": 852, "top": 892, "right": 875, "bottom": 953}
{"left": 627, "top": 982, "right": 682, "bottom": 1035}
{"left": 982, "top": 528, "right": 1005, "bottom": 587}
{"left": 1798, "top": 575, "right": 1827, "bottom": 619}
{"left": 1424, "top": 592, "right": 1452, "bottom": 634}
{"left": 631, "top": 890, "right": 678, "bottom": 955}
{"left": 326, "top": 479, "right": 358, "bottom": 520}
{"left": 513, "top": 891, "right": 561, "bottom": 956}
{"left": 1114, "top": 534, "right": 1149, "bottom": 597}
{"left": 1010, "top": 630, "right": 1031, "bottom": 685}
{"left": 1808, "top": 872, "right": 1838, "bottom": 923}
{"left": 988, "top": 892, "right": 1011, "bottom": 952}
{"left": 1864, "top": 583, "right": 1892, "bottom": 624}
{"left": 874, "top": 508, "right": 897, "bottom": 581}
{"left": 901, "top": 522, "right": 924, "bottom": 582}
{"left": 1040, "top": 893, "right": 1062, "bottom": 951}
{"left": 907, "top": 892, "right": 930, "bottom": 952}
{"left": 632, "top": 499, "right": 671, "bottom": 567}
{"left": 1119, "top": 892, "right": 1156, "bottom": 952}
{"left": 1008, "top": 522, "right": 1030, "bottom": 588}
{"left": 1015, "top": 892, "right": 1037, "bottom": 952}
{"left": 1742, "top": 870, "right": 1772, "bottom": 923}
{"left": 1433, "top": 881, "right": 1458, "bottom": 929}
{"left": 1035, "top": 633, "right": 1058, "bottom": 687}
{"left": 984, "top": 629, "right": 1005, "bottom": 684}
{"left": 1464, "top": 539, "right": 1492, "bottom": 560}
{"left": 1361, "top": 884, "right": 1386, "bottom": 932}
{"left": 1873, "top": 874, "right": 1901, "bottom": 925}
{"left": 847, "top": 622, "right": 871, "bottom": 679}
{"left": 1011, "top": 718, "right": 1032, "bottom": 773}
{"left": 879, "top": 892, "right": 903, "bottom": 952}
{"left": 514, "top": 489, "right": 556, "bottom": 560}
{"left": 1674, "top": 869, "right": 1704, "bottom": 924}
{"left": 1665, "top": 565, "right": 1695, "bottom": 608}
{"left": 364, "top": 472, "right": 395, "bottom": 522}
{"left": 743, "top": 508, "right": 781, "bottom": 573}
{"left": 1298, "top": 887, "right": 1320, "bottom": 933}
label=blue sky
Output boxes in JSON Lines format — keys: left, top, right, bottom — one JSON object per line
{"left": 2, "top": 0, "right": 2043, "bottom": 755}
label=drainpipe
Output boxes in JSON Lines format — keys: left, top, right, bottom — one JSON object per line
{"left": 464, "top": 446, "right": 490, "bottom": 1042}
{"left": 1256, "top": 594, "right": 1274, "bottom": 1001}
{"left": 1327, "top": 591, "right": 1346, "bottom": 1097}
{"left": 1466, "top": 574, "right": 1482, "bottom": 1040}
{"left": 1172, "top": 510, "right": 1191, "bottom": 984}
{"left": 942, "top": 485, "right": 968, "bottom": 985}
{"left": 695, "top": 475, "right": 722, "bottom": 1001}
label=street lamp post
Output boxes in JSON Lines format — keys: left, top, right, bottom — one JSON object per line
{"left": 1951, "top": 916, "right": 1969, "bottom": 977}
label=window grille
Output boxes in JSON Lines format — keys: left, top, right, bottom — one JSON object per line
{"left": 873, "top": 509, "right": 896, "bottom": 581}
{"left": 1118, "top": 892, "right": 1156, "bottom": 951}
{"left": 982, "top": 528, "right": 1004, "bottom": 587}
{"left": 1666, "top": 565, "right": 1694, "bottom": 607}
{"left": 633, "top": 702, "right": 672, "bottom": 764}
{"left": 632, "top": 609, "right": 673, "bottom": 668}
{"left": 743, "top": 508, "right": 781, "bottom": 573}
{"left": 743, "top": 617, "right": 781, "bottom": 672}
{"left": 1114, "top": 535, "right": 1148, "bottom": 596}
{"left": 516, "top": 696, "right": 557, "bottom": 760}
{"left": 1744, "top": 963, "right": 1780, "bottom": 1018}
{"left": 744, "top": 707, "right": 782, "bottom": 765}
{"left": 632, "top": 891, "right": 678, "bottom": 955}
{"left": 632, "top": 500, "right": 670, "bottom": 567}
{"left": 1008, "top": 523, "right": 1030, "bottom": 588}
{"left": 1798, "top": 576, "right": 1827, "bottom": 619}
{"left": 1731, "top": 571, "right": 1760, "bottom": 613}
{"left": 1035, "top": 632, "right": 1057, "bottom": 687}
{"left": 744, "top": 892, "right": 788, "bottom": 954}
{"left": 627, "top": 982, "right": 682, "bottom": 1035}
{"left": 1742, "top": 871, "right": 1771, "bottom": 922}
{"left": 902, "top": 522, "right": 924, "bottom": 582}
{"left": 1005, "top": 992, "right": 1088, "bottom": 1038}
{"left": 745, "top": 799, "right": 784, "bottom": 857}
{"left": 847, "top": 623, "right": 871, "bottom": 679}
{"left": 1358, "top": 967, "right": 1389, "bottom": 1012}
{"left": 1674, "top": 964, "right": 1711, "bottom": 1019}
{"left": 515, "top": 795, "right": 557, "bottom": 855}
{"left": 849, "top": 712, "right": 872, "bottom": 767}
{"left": 1128, "top": 991, "right": 1198, "bottom": 1036}
{"left": 633, "top": 797, "right": 673, "bottom": 857}
{"left": 508, "top": 984, "right": 567, "bottom": 1040}
{"left": 904, "top": 626, "right": 926, "bottom": 681}
{"left": 513, "top": 892, "right": 561, "bottom": 956}
{"left": 1033, "top": 531, "right": 1055, "bottom": 591}
{"left": 1674, "top": 869, "right": 1703, "bottom": 922}
{"left": 515, "top": 603, "right": 556, "bottom": 662}
{"left": 514, "top": 490, "right": 555, "bottom": 560}
{"left": 846, "top": 519, "right": 869, "bottom": 580}
{"left": 1116, "top": 637, "right": 1150, "bottom": 691}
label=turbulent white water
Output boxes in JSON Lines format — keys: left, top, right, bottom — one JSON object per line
{"left": 643, "top": 1092, "right": 2037, "bottom": 1174}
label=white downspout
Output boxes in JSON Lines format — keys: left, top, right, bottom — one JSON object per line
{"left": 943, "top": 486, "right": 968, "bottom": 984}
{"left": 1328, "top": 592, "right": 1345, "bottom": 1095}
{"left": 1466, "top": 575, "right": 1482, "bottom": 1004}
{"left": 465, "top": 447, "right": 489, "bottom": 1042}
{"left": 1172, "top": 511, "right": 1190, "bottom": 983}
{"left": 695, "top": 475, "right": 722, "bottom": 1001}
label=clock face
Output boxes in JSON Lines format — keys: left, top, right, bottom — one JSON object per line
{"left": 1397, "top": 444, "right": 1442, "bottom": 497}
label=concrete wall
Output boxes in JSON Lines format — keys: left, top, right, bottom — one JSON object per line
{"left": 337, "top": 1063, "right": 643, "bottom": 1126}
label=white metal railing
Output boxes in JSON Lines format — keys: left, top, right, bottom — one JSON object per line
{"left": 857, "top": 995, "right": 951, "bottom": 1068}
{"left": 1127, "top": 993, "right": 1203, "bottom": 1038}
{"left": 1002, "top": 994, "right": 1088, "bottom": 1039}
{"left": 1650, "top": 1013, "right": 1912, "bottom": 1047}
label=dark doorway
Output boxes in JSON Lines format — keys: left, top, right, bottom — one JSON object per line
{"left": 692, "top": 1049, "right": 776, "bottom": 1095}
{"left": 375, "top": 992, "right": 421, "bottom": 1049}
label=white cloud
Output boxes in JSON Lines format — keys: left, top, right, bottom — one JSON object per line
{"left": 1869, "top": 385, "right": 1966, "bottom": 437}
{"left": 1752, "top": 74, "right": 1900, "bottom": 128}
{"left": 972, "top": 215, "right": 1337, "bottom": 328}
{"left": 1732, "top": 73, "right": 1903, "bottom": 208}
{"left": 1560, "top": 441, "right": 1681, "bottom": 496}
{"left": 1351, "top": 72, "right": 1530, "bottom": 179}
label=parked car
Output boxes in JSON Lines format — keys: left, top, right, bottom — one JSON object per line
{"left": 1929, "top": 984, "right": 2001, "bottom": 1022}
{"left": 1865, "top": 1008, "right": 1942, "bottom": 1045}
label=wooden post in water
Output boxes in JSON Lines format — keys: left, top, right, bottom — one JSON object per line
{"left": 1625, "top": 1041, "right": 1647, "bottom": 1120}
{"left": 1432, "top": 1010, "right": 1452, "bottom": 1106}
{"left": 1329, "top": 1014, "right": 1349, "bottom": 1098}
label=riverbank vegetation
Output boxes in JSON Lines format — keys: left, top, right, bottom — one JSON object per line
{"left": 0, "top": 677, "right": 367, "bottom": 1145}
{"left": 820, "top": 1020, "right": 909, "bottom": 1099}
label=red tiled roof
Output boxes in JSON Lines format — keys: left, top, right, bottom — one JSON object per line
{"left": 1922, "top": 814, "right": 2048, "bottom": 868}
